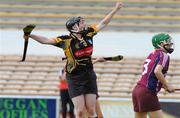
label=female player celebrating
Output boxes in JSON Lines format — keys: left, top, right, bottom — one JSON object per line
{"left": 23, "top": 2, "right": 123, "bottom": 118}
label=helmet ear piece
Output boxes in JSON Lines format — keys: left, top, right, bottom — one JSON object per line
{"left": 159, "top": 41, "right": 165, "bottom": 46}
{"left": 70, "top": 24, "right": 80, "bottom": 33}
{"left": 66, "top": 20, "right": 74, "bottom": 32}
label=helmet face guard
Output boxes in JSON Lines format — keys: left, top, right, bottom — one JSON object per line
{"left": 162, "top": 39, "right": 174, "bottom": 54}
{"left": 66, "top": 16, "right": 85, "bottom": 33}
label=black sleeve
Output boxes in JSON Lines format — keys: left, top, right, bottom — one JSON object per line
{"left": 53, "top": 35, "right": 70, "bottom": 49}
{"left": 86, "top": 25, "right": 98, "bottom": 38}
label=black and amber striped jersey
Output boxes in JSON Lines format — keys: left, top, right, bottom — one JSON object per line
{"left": 53, "top": 25, "right": 99, "bottom": 74}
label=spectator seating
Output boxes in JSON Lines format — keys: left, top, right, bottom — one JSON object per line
{"left": 0, "top": 0, "right": 180, "bottom": 32}
{"left": 0, "top": 55, "right": 180, "bottom": 99}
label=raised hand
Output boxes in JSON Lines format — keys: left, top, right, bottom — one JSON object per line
{"left": 23, "top": 24, "right": 36, "bottom": 40}
{"left": 115, "top": 1, "right": 124, "bottom": 10}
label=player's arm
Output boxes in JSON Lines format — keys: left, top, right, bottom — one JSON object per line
{"left": 61, "top": 71, "right": 67, "bottom": 81}
{"left": 92, "top": 57, "right": 106, "bottom": 64}
{"left": 96, "top": 2, "right": 123, "bottom": 31}
{"left": 24, "top": 34, "right": 56, "bottom": 45}
{"left": 154, "top": 65, "right": 174, "bottom": 93}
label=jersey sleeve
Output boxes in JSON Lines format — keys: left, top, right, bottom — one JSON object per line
{"left": 53, "top": 37, "right": 63, "bottom": 43}
{"left": 86, "top": 24, "right": 99, "bottom": 38}
{"left": 52, "top": 35, "right": 69, "bottom": 49}
{"left": 157, "top": 52, "right": 169, "bottom": 68}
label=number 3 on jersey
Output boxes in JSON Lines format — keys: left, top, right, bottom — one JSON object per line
{"left": 142, "top": 59, "right": 151, "bottom": 75}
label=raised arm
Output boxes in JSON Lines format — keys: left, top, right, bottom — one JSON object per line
{"left": 24, "top": 34, "right": 56, "bottom": 45}
{"left": 96, "top": 2, "right": 123, "bottom": 31}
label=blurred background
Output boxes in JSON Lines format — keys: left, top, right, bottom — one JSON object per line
{"left": 0, "top": 0, "right": 180, "bottom": 118}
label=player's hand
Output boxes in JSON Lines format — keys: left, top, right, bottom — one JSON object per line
{"left": 23, "top": 24, "right": 36, "bottom": 40}
{"left": 23, "top": 35, "right": 30, "bottom": 40}
{"left": 166, "top": 84, "right": 175, "bottom": 93}
{"left": 115, "top": 2, "right": 124, "bottom": 10}
{"left": 97, "top": 57, "right": 106, "bottom": 62}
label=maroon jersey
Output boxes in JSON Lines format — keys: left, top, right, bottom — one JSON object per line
{"left": 138, "top": 49, "right": 170, "bottom": 94}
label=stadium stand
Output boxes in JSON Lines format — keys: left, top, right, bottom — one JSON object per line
{"left": 0, "top": 55, "right": 180, "bottom": 99}
{"left": 0, "top": 0, "right": 180, "bottom": 32}
{"left": 1, "top": 0, "right": 179, "bottom": 117}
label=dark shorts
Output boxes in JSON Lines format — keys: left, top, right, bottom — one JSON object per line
{"left": 132, "top": 84, "right": 161, "bottom": 112}
{"left": 66, "top": 69, "right": 97, "bottom": 98}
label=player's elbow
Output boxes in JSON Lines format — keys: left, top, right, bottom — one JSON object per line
{"left": 102, "top": 20, "right": 111, "bottom": 27}
{"left": 154, "top": 68, "right": 158, "bottom": 75}
{"left": 42, "top": 38, "right": 55, "bottom": 45}
{"left": 41, "top": 41, "right": 49, "bottom": 44}
{"left": 154, "top": 65, "right": 163, "bottom": 77}
{"left": 154, "top": 68, "right": 161, "bottom": 78}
